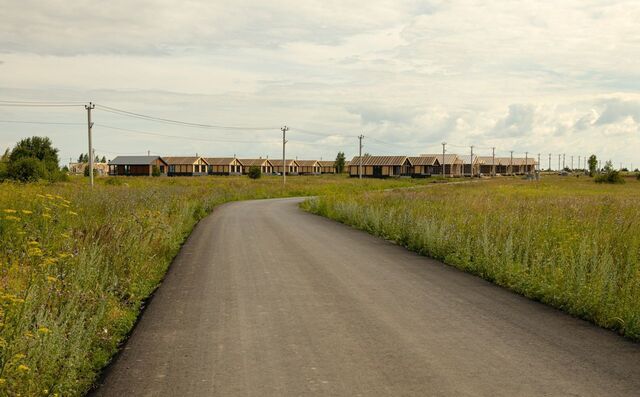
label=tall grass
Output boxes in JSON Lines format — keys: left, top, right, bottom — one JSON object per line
{"left": 0, "top": 175, "right": 433, "bottom": 396}
{"left": 303, "top": 177, "right": 640, "bottom": 340}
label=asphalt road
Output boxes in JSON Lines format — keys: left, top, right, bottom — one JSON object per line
{"left": 92, "top": 197, "right": 640, "bottom": 397}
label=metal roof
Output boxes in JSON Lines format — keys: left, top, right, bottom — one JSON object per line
{"left": 318, "top": 161, "right": 335, "bottom": 167}
{"left": 108, "top": 156, "right": 164, "bottom": 165}
{"left": 420, "top": 154, "right": 462, "bottom": 165}
{"left": 272, "top": 159, "right": 300, "bottom": 167}
{"left": 296, "top": 160, "right": 320, "bottom": 166}
{"left": 408, "top": 156, "right": 440, "bottom": 166}
{"left": 163, "top": 156, "right": 208, "bottom": 165}
{"left": 239, "top": 159, "right": 272, "bottom": 166}
{"left": 205, "top": 157, "right": 241, "bottom": 166}
{"left": 350, "top": 156, "right": 410, "bottom": 166}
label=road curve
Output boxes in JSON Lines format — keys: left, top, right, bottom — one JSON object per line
{"left": 92, "top": 197, "right": 640, "bottom": 397}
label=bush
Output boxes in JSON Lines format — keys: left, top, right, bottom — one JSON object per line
{"left": 637, "top": 173, "right": 640, "bottom": 181}
{"left": 248, "top": 166, "right": 261, "bottom": 179}
{"left": 6, "top": 157, "right": 47, "bottom": 182}
{"left": 83, "top": 166, "right": 98, "bottom": 177}
{"left": 595, "top": 170, "right": 625, "bottom": 184}
{"left": 151, "top": 165, "right": 161, "bottom": 177}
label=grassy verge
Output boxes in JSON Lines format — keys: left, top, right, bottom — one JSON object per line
{"left": 302, "top": 176, "right": 640, "bottom": 340}
{"left": 0, "top": 174, "right": 434, "bottom": 396}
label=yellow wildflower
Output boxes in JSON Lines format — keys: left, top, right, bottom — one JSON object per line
{"left": 42, "top": 214, "right": 51, "bottom": 219}
{"left": 61, "top": 233, "right": 70, "bottom": 238}
{"left": 3, "top": 209, "right": 16, "bottom": 214}
{"left": 0, "top": 337, "right": 6, "bottom": 348}
{"left": 68, "top": 211, "right": 78, "bottom": 216}
{"left": 36, "top": 194, "right": 45, "bottom": 198}
{"left": 37, "top": 327, "right": 51, "bottom": 335}
{"left": 27, "top": 241, "right": 39, "bottom": 246}
{"left": 4, "top": 216, "right": 20, "bottom": 221}
{"left": 58, "top": 253, "right": 71, "bottom": 259}
{"left": 0, "top": 378, "right": 5, "bottom": 385}
{"left": 27, "top": 247, "right": 43, "bottom": 257}
{"left": 55, "top": 195, "right": 63, "bottom": 200}
{"left": 23, "top": 331, "right": 34, "bottom": 339}
{"left": 46, "top": 276, "right": 57, "bottom": 283}
{"left": 21, "top": 210, "right": 33, "bottom": 215}
{"left": 14, "top": 353, "right": 26, "bottom": 360}
{"left": 17, "top": 364, "right": 30, "bottom": 372}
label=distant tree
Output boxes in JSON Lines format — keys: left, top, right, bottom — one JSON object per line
{"left": 7, "top": 157, "right": 47, "bottom": 182}
{"left": 0, "top": 148, "right": 9, "bottom": 180}
{"left": 363, "top": 152, "right": 371, "bottom": 157}
{"left": 248, "top": 166, "right": 261, "bottom": 179}
{"left": 334, "top": 151, "right": 346, "bottom": 173}
{"left": 100, "top": 156, "right": 107, "bottom": 163}
{"left": 151, "top": 165, "right": 161, "bottom": 177}
{"left": 7, "top": 136, "right": 64, "bottom": 182}
{"left": 61, "top": 165, "right": 69, "bottom": 173}
{"left": 595, "top": 160, "right": 624, "bottom": 184}
{"left": 94, "top": 155, "right": 100, "bottom": 163}
{"left": 621, "top": 167, "right": 629, "bottom": 172}
{"left": 587, "top": 155, "right": 597, "bottom": 177}
{"left": 78, "top": 153, "right": 85, "bottom": 163}
{"left": 83, "top": 166, "right": 97, "bottom": 177}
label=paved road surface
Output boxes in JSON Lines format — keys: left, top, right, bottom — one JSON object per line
{"left": 92, "top": 198, "right": 640, "bottom": 397}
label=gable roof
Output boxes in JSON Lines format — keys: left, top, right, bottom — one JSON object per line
{"left": 350, "top": 156, "right": 411, "bottom": 166}
{"left": 318, "top": 160, "right": 335, "bottom": 167}
{"left": 163, "top": 156, "right": 208, "bottom": 165}
{"left": 239, "top": 158, "right": 272, "bottom": 167}
{"left": 109, "top": 156, "right": 166, "bottom": 166}
{"left": 420, "top": 153, "right": 462, "bottom": 165}
{"left": 296, "top": 160, "right": 320, "bottom": 167}
{"left": 205, "top": 157, "right": 242, "bottom": 166}
{"left": 272, "top": 159, "right": 300, "bottom": 167}
{"left": 408, "top": 156, "right": 440, "bottom": 166}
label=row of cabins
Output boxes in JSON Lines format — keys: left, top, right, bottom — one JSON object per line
{"left": 108, "top": 156, "right": 349, "bottom": 176}
{"left": 348, "top": 155, "right": 537, "bottom": 178}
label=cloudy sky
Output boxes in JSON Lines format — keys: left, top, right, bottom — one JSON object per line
{"left": 1, "top": 0, "right": 639, "bottom": 168}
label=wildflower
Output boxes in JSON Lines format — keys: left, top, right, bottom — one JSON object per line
{"left": 17, "top": 231, "right": 26, "bottom": 235}
{"left": 4, "top": 216, "right": 20, "bottom": 221}
{"left": 58, "top": 253, "right": 71, "bottom": 259}
{"left": 68, "top": 211, "right": 78, "bottom": 216}
{"left": 23, "top": 331, "right": 34, "bottom": 339}
{"left": 0, "top": 378, "right": 4, "bottom": 385}
{"left": 37, "top": 327, "right": 51, "bottom": 335}
{"left": 61, "top": 233, "right": 70, "bottom": 239}
{"left": 27, "top": 241, "right": 39, "bottom": 246}
{"left": 3, "top": 209, "right": 17, "bottom": 214}
{"left": 46, "top": 276, "right": 57, "bottom": 283}
{"left": 42, "top": 214, "right": 52, "bottom": 219}
{"left": 36, "top": 194, "right": 45, "bottom": 198}
{"left": 21, "top": 210, "right": 33, "bottom": 215}
{"left": 27, "top": 247, "right": 43, "bottom": 257}
{"left": 14, "top": 353, "right": 25, "bottom": 360}
{"left": 0, "top": 337, "right": 6, "bottom": 348}
{"left": 17, "top": 364, "right": 30, "bottom": 372}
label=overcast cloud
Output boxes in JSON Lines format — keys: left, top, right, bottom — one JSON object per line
{"left": 0, "top": 0, "right": 639, "bottom": 166}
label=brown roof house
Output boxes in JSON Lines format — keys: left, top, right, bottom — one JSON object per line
{"left": 164, "top": 156, "right": 209, "bottom": 176}
{"left": 408, "top": 156, "right": 441, "bottom": 177}
{"left": 108, "top": 156, "right": 168, "bottom": 176}
{"left": 349, "top": 156, "right": 412, "bottom": 178}
{"left": 273, "top": 159, "right": 300, "bottom": 175}
{"left": 205, "top": 157, "right": 243, "bottom": 175}
{"left": 297, "top": 160, "right": 321, "bottom": 175}
{"left": 240, "top": 159, "right": 274, "bottom": 175}
{"left": 318, "top": 160, "right": 336, "bottom": 174}
{"left": 421, "top": 153, "right": 463, "bottom": 177}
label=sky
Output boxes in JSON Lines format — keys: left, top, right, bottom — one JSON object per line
{"left": 1, "top": 0, "right": 639, "bottom": 168}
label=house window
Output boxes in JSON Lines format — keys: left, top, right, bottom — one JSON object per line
{"left": 160, "top": 165, "right": 165, "bottom": 173}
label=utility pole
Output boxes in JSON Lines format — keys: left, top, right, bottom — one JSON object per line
{"left": 358, "top": 134, "right": 364, "bottom": 179}
{"left": 562, "top": 153, "right": 566, "bottom": 170}
{"left": 558, "top": 154, "right": 561, "bottom": 171}
{"left": 281, "top": 126, "right": 288, "bottom": 186}
{"left": 537, "top": 153, "right": 540, "bottom": 174}
{"left": 442, "top": 142, "right": 446, "bottom": 178}
{"left": 85, "top": 102, "right": 95, "bottom": 188}
{"left": 571, "top": 155, "right": 574, "bottom": 171}
{"left": 492, "top": 147, "right": 496, "bottom": 177}
{"left": 548, "top": 153, "right": 551, "bottom": 172}
{"left": 525, "top": 152, "right": 529, "bottom": 176}
{"left": 509, "top": 150, "right": 514, "bottom": 175}
{"left": 469, "top": 145, "right": 474, "bottom": 177}
{"left": 578, "top": 156, "right": 580, "bottom": 172}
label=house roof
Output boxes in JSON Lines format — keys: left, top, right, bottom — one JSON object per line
{"left": 239, "top": 159, "right": 272, "bottom": 167}
{"left": 318, "top": 161, "right": 335, "bottom": 167}
{"left": 420, "top": 154, "right": 462, "bottom": 165}
{"left": 163, "top": 156, "right": 208, "bottom": 165}
{"left": 350, "top": 156, "right": 411, "bottom": 166}
{"left": 272, "top": 159, "right": 300, "bottom": 167}
{"left": 109, "top": 156, "right": 165, "bottom": 165}
{"left": 205, "top": 157, "right": 242, "bottom": 166}
{"left": 408, "top": 156, "right": 440, "bottom": 166}
{"left": 296, "top": 160, "right": 320, "bottom": 167}
{"left": 494, "top": 157, "right": 537, "bottom": 166}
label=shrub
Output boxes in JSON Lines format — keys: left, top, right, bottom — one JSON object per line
{"left": 248, "top": 166, "right": 261, "bottom": 179}
{"left": 83, "top": 166, "right": 98, "bottom": 177}
{"left": 637, "top": 173, "right": 640, "bottom": 181}
{"left": 6, "top": 157, "right": 47, "bottom": 182}
{"left": 151, "top": 165, "right": 161, "bottom": 177}
{"left": 595, "top": 170, "right": 625, "bottom": 184}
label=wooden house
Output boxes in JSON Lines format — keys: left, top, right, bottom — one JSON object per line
{"left": 422, "top": 154, "right": 463, "bottom": 177}
{"left": 240, "top": 159, "right": 274, "bottom": 175}
{"left": 297, "top": 160, "right": 321, "bottom": 175}
{"left": 318, "top": 160, "right": 336, "bottom": 174}
{"left": 477, "top": 156, "right": 498, "bottom": 176}
{"left": 108, "top": 156, "right": 168, "bottom": 176}
{"left": 408, "top": 156, "right": 440, "bottom": 177}
{"left": 493, "top": 157, "right": 537, "bottom": 175}
{"left": 272, "top": 159, "right": 300, "bottom": 175}
{"left": 349, "top": 156, "right": 412, "bottom": 178}
{"left": 342, "top": 161, "right": 350, "bottom": 173}
{"left": 460, "top": 155, "right": 483, "bottom": 177}
{"left": 163, "top": 157, "right": 209, "bottom": 176}
{"left": 205, "top": 158, "right": 243, "bottom": 175}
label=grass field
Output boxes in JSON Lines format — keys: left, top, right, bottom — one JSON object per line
{"left": 303, "top": 175, "right": 640, "bottom": 340}
{"left": 0, "top": 174, "right": 434, "bottom": 396}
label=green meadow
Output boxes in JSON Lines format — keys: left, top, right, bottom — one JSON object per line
{"left": 303, "top": 175, "right": 640, "bottom": 340}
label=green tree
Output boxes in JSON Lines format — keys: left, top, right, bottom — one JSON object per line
{"left": 0, "top": 147, "right": 9, "bottom": 180}
{"left": 83, "top": 166, "right": 97, "bottom": 177}
{"left": 248, "top": 166, "right": 261, "bottom": 179}
{"left": 6, "top": 136, "right": 64, "bottom": 182}
{"left": 334, "top": 151, "right": 346, "bottom": 173}
{"left": 101, "top": 156, "right": 107, "bottom": 163}
{"left": 7, "top": 157, "right": 47, "bottom": 182}
{"left": 78, "top": 153, "right": 85, "bottom": 163}
{"left": 587, "top": 155, "right": 597, "bottom": 177}
{"left": 151, "top": 165, "right": 161, "bottom": 177}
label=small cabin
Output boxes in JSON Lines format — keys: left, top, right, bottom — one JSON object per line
{"left": 422, "top": 154, "right": 463, "bottom": 177}
{"left": 108, "top": 156, "right": 168, "bottom": 176}
{"left": 240, "top": 159, "right": 274, "bottom": 175}
{"left": 349, "top": 156, "right": 412, "bottom": 178}
{"left": 205, "top": 158, "right": 243, "bottom": 175}
{"left": 273, "top": 159, "right": 300, "bottom": 175}
{"left": 318, "top": 160, "right": 337, "bottom": 174}
{"left": 164, "top": 157, "right": 209, "bottom": 176}
{"left": 408, "top": 156, "right": 440, "bottom": 177}
{"left": 297, "top": 160, "right": 322, "bottom": 175}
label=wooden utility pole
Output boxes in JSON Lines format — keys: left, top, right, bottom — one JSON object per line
{"left": 525, "top": 152, "right": 529, "bottom": 175}
{"left": 548, "top": 153, "right": 551, "bottom": 171}
{"left": 85, "top": 102, "right": 95, "bottom": 188}
{"left": 281, "top": 126, "right": 288, "bottom": 186}
{"left": 509, "top": 150, "right": 514, "bottom": 175}
{"left": 441, "top": 142, "right": 446, "bottom": 178}
{"left": 358, "top": 134, "right": 364, "bottom": 179}
{"left": 492, "top": 147, "right": 496, "bottom": 177}
{"left": 469, "top": 145, "right": 474, "bottom": 177}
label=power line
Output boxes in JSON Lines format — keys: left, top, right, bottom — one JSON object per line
{"left": 94, "top": 104, "right": 278, "bottom": 131}
{"left": 0, "top": 120, "right": 84, "bottom": 125}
